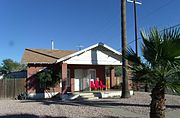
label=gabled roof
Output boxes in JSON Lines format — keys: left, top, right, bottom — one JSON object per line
{"left": 21, "top": 48, "right": 77, "bottom": 64}
{"left": 56, "top": 42, "right": 121, "bottom": 63}
{"left": 22, "top": 43, "right": 121, "bottom": 65}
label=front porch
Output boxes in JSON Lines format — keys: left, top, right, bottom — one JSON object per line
{"left": 61, "top": 63, "right": 122, "bottom": 93}
{"left": 58, "top": 43, "right": 124, "bottom": 94}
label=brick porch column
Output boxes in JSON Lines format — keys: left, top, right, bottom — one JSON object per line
{"left": 62, "top": 63, "right": 67, "bottom": 94}
{"left": 110, "top": 66, "right": 115, "bottom": 88}
{"left": 71, "top": 78, "right": 74, "bottom": 93}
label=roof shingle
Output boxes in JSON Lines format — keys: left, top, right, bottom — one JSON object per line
{"left": 21, "top": 48, "right": 77, "bottom": 64}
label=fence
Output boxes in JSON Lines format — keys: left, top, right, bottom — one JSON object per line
{"left": 0, "top": 78, "right": 26, "bottom": 99}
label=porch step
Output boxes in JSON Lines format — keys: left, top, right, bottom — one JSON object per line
{"left": 77, "top": 92, "right": 99, "bottom": 100}
{"left": 86, "top": 97, "right": 99, "bottom": 100}
{"left": 79, "top": 93, "right": 94, "bottom": 98}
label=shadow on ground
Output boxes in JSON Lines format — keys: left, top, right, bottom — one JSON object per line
{"left": 0, "top": 114, "right": 67, "bottom": 118}
{"left": 19, "top": 99, "right": 180, "bottom": 109}
{"left": 0, "top": 114, "right": 124, "bottom": 118}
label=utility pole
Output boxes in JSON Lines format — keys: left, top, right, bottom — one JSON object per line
{"left": 133, "top": 0, "right": 138, "bottom": 57}
{"left": 121, "top": 0, "right": 130, "bottom": 98}
{"left": 127, "top": 0, "right": 142, "bottom": 91}
{"left": 127, "top": 0, "right": 142, "bottom": 57}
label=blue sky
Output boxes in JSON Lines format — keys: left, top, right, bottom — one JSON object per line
{"left": 0, "top": 0, "right": 179, "bottom": 63}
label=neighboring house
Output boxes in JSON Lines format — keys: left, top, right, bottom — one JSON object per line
{"left": 22, "top": 43, "right": 125, "bottom": 99}
{"left": 6, "top": 70, "right": 27, "bottom": 79}
{"left": 0, "top": 70, "right": 26, "bottom": 79}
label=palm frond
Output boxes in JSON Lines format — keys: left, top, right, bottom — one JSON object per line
{"left": 141, "top": 27, "right": 180, "bottom": 67}
{"left": 141, "top": 29, "right": 162, "bottom": 65}
{"left": 127, "top": 27, "right": 180, "bottom": 94}
{"left": 166, "top": 80, "right": 180, "bottom": 94}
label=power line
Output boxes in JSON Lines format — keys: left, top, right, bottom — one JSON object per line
{"left": 159, "top": 24, "right": 180, "bottom": 32}
{"left": 138, "top": 0, "right": 176, "bottom": 27}
{"left": 142, "top": 0, "right": 174, "bottom": 19}
{"left": 117, "top": 24, "right": 180, "bottom": 51}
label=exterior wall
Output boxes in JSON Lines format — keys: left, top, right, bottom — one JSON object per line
{"left": 27, "top": 64, "right": 60, "bottom": 99}
{"left": 27, "top": 66, "right": 43, "bottom": 94}
{"left": 64, "top": 48, "right": 122, "bottom": 65}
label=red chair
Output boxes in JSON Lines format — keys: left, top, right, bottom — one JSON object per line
{"left": 90, "top": 81, "right": 96, "bottom": 90}
{"left": 94, "top": 80, "right": 101, "bottom": 90}
{"left": 100, "top": 80, "right": 106, "bottom": 90}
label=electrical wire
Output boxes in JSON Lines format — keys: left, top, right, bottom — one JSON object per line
{"left": 117, "top": 24, "right": 180, "bottom": 51}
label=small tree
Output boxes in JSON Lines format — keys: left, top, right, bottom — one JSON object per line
{"left": 37, "top": 68, "right": 60, "bottom": 89}
{"left": 126, "top": 27, "right": 180, "bottom": 118}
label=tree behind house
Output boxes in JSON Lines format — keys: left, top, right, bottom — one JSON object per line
{"left": 0, "top": 59, "right": 26, "bottom": 78}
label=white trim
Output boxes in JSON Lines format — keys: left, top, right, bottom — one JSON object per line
{"left": 103, "top": 43, "right": 121, "bottom": 55}
{"left": 56, "top": 43, "right": 121, "bottom": 63}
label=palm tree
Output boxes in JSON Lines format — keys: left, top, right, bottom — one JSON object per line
{"left": 121, "top": 0, "right": 130, "bottom": 98}
{"left": 126, "top": 27, "right": 180, "bottom": 118}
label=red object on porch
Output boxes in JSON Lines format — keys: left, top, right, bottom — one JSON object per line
{"left": 94, "top": 80, "right": 101, "bottom": 89}
{"left": 100, "top": 80, "right": 106, "bottom": 90}
{"left": 90, "top": 81, "right": 96, "bottom": 89}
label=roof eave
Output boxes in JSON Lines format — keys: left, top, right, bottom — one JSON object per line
{"left": 26, "top": 62, "right": 55, "bottom": 65}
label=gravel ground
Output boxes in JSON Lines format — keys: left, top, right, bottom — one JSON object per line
{"left": 0, "top": 92, "right": 179, "bottom": 118}
{"left": 0, "top": 100, "right": 119, "bottom": 118}
{"left": 98, "top": 92, "right": 180, "bottom": 116}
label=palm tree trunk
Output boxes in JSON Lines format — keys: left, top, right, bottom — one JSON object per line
{"left": 150, "top": 82, "right": 166, "bottom": 118}
{"left": 121, "top": 0, "right": 130, "bottom": 98}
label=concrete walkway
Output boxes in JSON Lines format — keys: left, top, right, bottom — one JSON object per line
{"left": 106, "top": 107, "right": 148, "bottom": 118}
{"left": 105, "top": 107, "right": 180, "bottom": 118}
{"left": 166, "top": 109, "right": 180, "bottom": 118}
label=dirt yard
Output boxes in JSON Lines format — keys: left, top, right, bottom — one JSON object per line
{"left": 0, "top": 92, "right": 179, "bottom": 118}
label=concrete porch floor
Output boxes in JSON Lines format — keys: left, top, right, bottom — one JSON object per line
{"left": 61, "top": 90, "right": 134, "bottom": 100}
{"left": 74, "top": 90, "right": 134, "bottom": 98}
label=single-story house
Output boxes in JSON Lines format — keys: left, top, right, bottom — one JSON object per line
{"left": 22, "top": 42, "right": 131, "bottom": 99}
